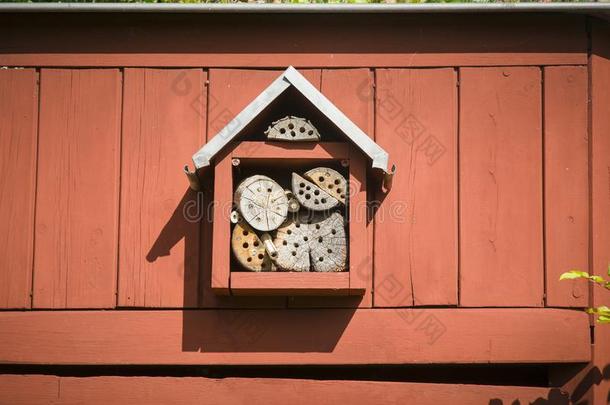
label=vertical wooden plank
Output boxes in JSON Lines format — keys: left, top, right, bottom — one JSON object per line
{"left": 33, "top": 69, "right": 121, "bottom": 308}
{"left": 118, "top": 69, "right": 205, "bottom": 308}
{"left": 544, "top": 66, "right": 589, "bottom": 307}
{"left": 290, "top": 68, "right": 374, "bottom": 308}
{"left": 0, "top": 69, "right": 38, "bottom": 309}
{"left": 459, "top": 67, "right": 543, "bottom": 307}
{"left": 201, "top": 69, "right": 319, "bottom": 308}
{"left": 374, "top": 68, "right": 458, "bottom": 307}
{"left": 210, "top": 147, "right": 232, "bottom": 295}
{"left": 591, "top": 20, "right": 610, "bottom": 405}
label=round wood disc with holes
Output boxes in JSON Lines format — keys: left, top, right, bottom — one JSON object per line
{"left": 234, "top": 175, "right": 289, "bottom": 232}
{"left": 273, "top": 212, "right": 346, "bottom": 272}
{"left": 273, "top": 215, "right": 311, "bottom": 272}
{"left": 231, "top": 221, "right": 275, "bottom": 272}
{"left": 264, "top": 116, "right": 321, "bottom": 142}
{"left": 308, "top": 212, "right": 347, "bottom": 272}
{"left": 291, "top": 173, "right": 339, "bottom": 211}
{"left": 304, "top": 167, "right": 347, "bottom": 205}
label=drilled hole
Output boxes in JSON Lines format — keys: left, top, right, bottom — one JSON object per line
{"left": 253, "top": 241, "right": 259, "bottom": 247}
{"left": 247, "top": 257, "right": 252, "bottom": 262}
{"left": 282, "top": 240, "right": 288, "bottom": 246}
{"left": 295, "top": 223, "right": 300, "bottom": 228}
{"left": 294, "top": 243, "right": 299, "bottom": 248}
{"left": 291, "top": 131, "right": 296, "bottom": 137}
{"left": 321, "top": 198, "right": 327, "bottom": 204}
{"left": 328, "top": 184, "right": 334, "bottom": 189}
{"left": 318, "top": 237, "right": 323, "bottom": 243}
{"left": 280, "top": 128, "right": 286, "bottom": 134}
{"left": 287, "top": 229, "right": 292, "bottom": 235}
{"left": 308, "top": 130, "right": 313, "bottom": 135}
{"left": 303, "top": 236, "right": 309, "bottom": 241}
{"left": 340, "top": 194, "right": 345, "bottom": 199}
{"left": 314, "top": 199, "right": 319, "bottom": 204}
{"left": 319, "top": 257, "right": 324, "bottom": 262}
{"left": 318, "top": 176, "right": 325, "bottom": 182}
{"left": 327, "top": 249, "right": 333, "bottom": 254}
{"left": 315, "top": 224, "right": 320, "bottom": 230}
{"left": 299, "top": 182, "right": 305, "bottom": 188}
{"left": 292, "top": 251, "right": 297, "bottom": 256}
{"left": 267, "top": 188, "right": 272, "bottom": 193}
{"left": 305, "top": 194, "right": 311, "bottom": 200}
{"left": 298, "top": 190, "right": 304, "bottom": 195}
{"left": 300, "top": 127, "right": 305, "bottom": 133}
{"left": 314, "top": 190, "right": 320, "bottom": 195}
{"left": 331, "top": 229, "right": 337, "bottom": 235}
{"left": 334, "top": 179, "right": 340, "bottom": 185}
{"left": 305, "top": 185, "right": 311, "bottom": 191}
{"left": 243, "top": 242, "right": 249, "bottom": 249}
{"left": 337, "top": 188, "right": 342, "bottom": 193}
{"left": 242, "top": 230, "right": 249, "bottom": 236}
{"left": 258, "top": 253, "right": 264, "bottom": 260}
{"left": 288, "top": 123, "right": 294, "bottom": 129}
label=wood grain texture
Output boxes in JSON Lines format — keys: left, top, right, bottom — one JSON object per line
{"left": 232, "top": 142, "right": 349, "bottom": 160}
{"left": 543, "top": 66, "right": 589, "bottom": 307}
{"left": 0, "top": 69, "right": 38, "bottom": 309}
{"left": 119, "top": 68, "right": 205, "bottom": 308}
{"left": 0, "top": 14, "right": 587, "bottom": 68}
{"left": 459, "top": 67, "right": 544, "bottom": 307}
{"left": 210, "top": 148, "right": 232, "bottom": 295}
{"left": 0, "top": 375, "right": 569, "bottom": 405}
{"left": 374, "top": 68, "right": 458, "bottom": 307}
{"left": 33, "top": 69, "right": 121, "bottom": 309}
{"left": 231, "top": 272, "right": 350, "bottom": 296}
{"left": 290, "top": 68, "right": 374, "bottom": 308}
{"left": 0, "top": 309, "right": 590, "bottom": 365}
{"left": 202, "top": 69, "right": 320, "bottom": 307}
{"left": 591, "top": 21, "right": 610, "bottom": 405}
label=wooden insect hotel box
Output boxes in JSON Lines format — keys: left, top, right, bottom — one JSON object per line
{"left": 188, "top": 67, "right": 394, "bottom": 296}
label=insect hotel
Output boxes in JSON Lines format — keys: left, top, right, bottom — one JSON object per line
{"left": 187, "top": 67, "right": 394, "bottom": 296}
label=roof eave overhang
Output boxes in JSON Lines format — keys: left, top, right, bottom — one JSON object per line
{"left": 191, "top": 66, "right": 391, "bottom": 175}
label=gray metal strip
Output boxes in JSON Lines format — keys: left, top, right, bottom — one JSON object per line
{"left": 191, "top": 73, "right": 291, "bottom": 169}
{"left": 0, "top": 3, "right": 608, "bottom": 14}
{"left": 190, "top": 66, "right": 392, "bottom": 175}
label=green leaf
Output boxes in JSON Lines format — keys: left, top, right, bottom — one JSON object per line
{"left": 597, "top": 315, "right": 610, "bottom": 324}
{"left": 590, "top": 275, "right": 607, "bottom": 284}
{"left": 559, "top": 270, "right": 590, "bottom": 280}
{"left": 587, "top": 306, "right": 610, "bottom": 316}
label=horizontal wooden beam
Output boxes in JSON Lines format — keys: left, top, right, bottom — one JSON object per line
{"left": 0, "top": 14, "right": 586, "bottom": 68}
{"left": 0, "top": 375, "right": 565, "bottom": 405}
{"left": 0, "top": 309, "right": 590, "bottom": 365}
{"left": 230, "top": 272, "right": 352, "bottom": 296}
{"left": 232, "top": 142, "right": 349, "bottom": 160}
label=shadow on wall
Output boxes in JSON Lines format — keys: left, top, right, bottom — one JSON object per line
{"left": 489, "top": 364, "right": 610, "bottom": 405}
{"left": 145, "top": 169, "right": 357, "bottom": 353}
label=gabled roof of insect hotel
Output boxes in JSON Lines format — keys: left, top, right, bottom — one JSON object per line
{"left": 186, "top": 66, "right": 395, "bottom": 190}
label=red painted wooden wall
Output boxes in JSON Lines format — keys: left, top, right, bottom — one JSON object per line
{"left": 0, "top": 11, "right": 608, "bottom": 404}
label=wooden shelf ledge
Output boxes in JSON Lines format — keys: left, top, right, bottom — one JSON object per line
{"left": 0, "top": 308, "right": 590, "bottom": 366}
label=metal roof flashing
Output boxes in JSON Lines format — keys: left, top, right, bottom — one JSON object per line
{"left": 187, "top": 66, "right": 394, "bottom": 191}
{"left": 0, "top": 3, "right": 608, "bottom": 18}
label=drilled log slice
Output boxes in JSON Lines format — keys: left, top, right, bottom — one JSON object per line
{"left": 273, "top": 212, "right": 346, "bottom": 272}
{"left": 234, "top": 175, "right": 289, "bottom": 232}
{"left": 231, "top": 221, "right": 275, "bottom": 272}
{"left": 304, "top": 167, "right": 348, "bottom": 205}
{"left": 291, "top": 173, "right": 339, "bottom": 211}
{"left": 265, "top": 116, "right": 321, "bottom": 142}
